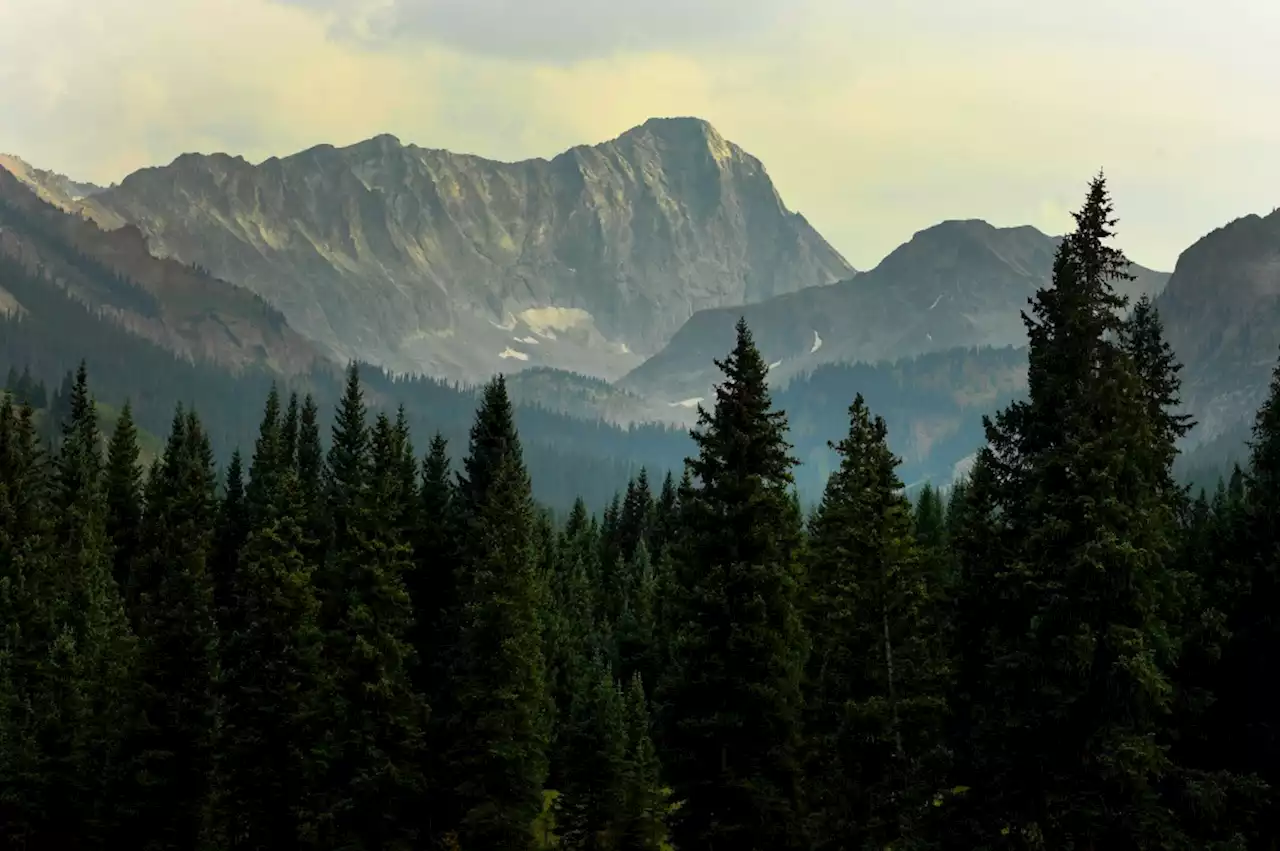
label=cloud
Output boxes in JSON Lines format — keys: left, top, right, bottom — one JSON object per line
{"left": 271, "top": 0, "right": 805, "bottom": 61}
{"left": 4, "top": 0, "right": 1280, "bottom": 274}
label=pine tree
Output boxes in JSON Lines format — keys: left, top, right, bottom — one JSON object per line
{"left": 320, "top": 371, "right": 427, "bottom": 848}
{"left": 444, "top": 376, "right": 551, "bottom": 850}
{"left": 650, "top": 471, "right": 679, "bottom": 558}
{"left": 412, "top": 432, "right": 462, "bottom": 842}
{"left": 210, "top": 451, "right": 247, "bottom": 633}
{"left": 104, "top": 400, "right": 144, "bottom": 599}
{"left": 802, "top": 394, "right": 948, "bottom": 850}
{"left": 947, "top": 176, "right": 1195, "bottom": 846}
{"left": 658, "top": 318, "right": 807, "bottom": 851}
{"left": 554, "top": 655, "right": 628, "bottom": 851}
{"left": 0, "top": 394, "right": 56, "bottom": 845}
{"left": 1204, "top": 349, "right": 1280, "bottom": 843}
{"left": 614, "top": 541, "right": 658, "bottom": 693}
{"left": 618, "top": 469, "right": 654, "bottom": 564}
{"left": 546, "top": 499, "right": 605, "bottom": 791}
{"left": 617, "top": 673, "right": 667, "bottom": 851}
{"left": 128, "top": 408, "right": 221, "bottom": 850}
{"left": 44, "top": 362, "right": 138, "bottom": 845}
{"left": 218, "top": 389, "right": 330, "bottom": 849}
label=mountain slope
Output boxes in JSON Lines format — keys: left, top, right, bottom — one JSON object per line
{"left": 45, "top": 117, "right": 852, "bottom": 383}
{"left": 622, "top": 220, "right": 1168, "bottom": 402}
{"left": 0, "top": 165, "right": 325, "bottom": 375}
{"left": 0, "top": 154, "right": 105, "bottom": 210}
{"left": 1156, "top": 207, "right": 1280, "bottom": 443}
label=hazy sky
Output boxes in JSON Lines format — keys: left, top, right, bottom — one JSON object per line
{"left": 3, "top": 0, "right": 1279, "bottom": 271}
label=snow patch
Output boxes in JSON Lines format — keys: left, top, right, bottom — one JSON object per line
{"left": 514, "top": 336, "right": 540, "bottom": 345}
{"left": 618, "top": 342, "right": 632, "bottom": 355}
{"left": 768, "top": 360, "right": 783, "bottom": 371}
{"left": 928, "top": 293, "right": 943, "bottom": 311}
{"left": 926, "top": 333, "right": 933, "bottom": 342}
{"left": 489, "top": 314, "right": 517, "bottom": 332}
{"left": 669, "top": 397, "right": 704, "bottom": 409}
{"left": 519, "top": 306, "right": 593, "bottom": 338}
{"left": 499, "top": 347, "right": 530, "bottom": 362}
{"left": 810, "top": 330, "right": 823, "bottom": 354}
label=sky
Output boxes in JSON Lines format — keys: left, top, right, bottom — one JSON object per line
{"left": 2, "top": 0, "right": 1279, "bottom": 272}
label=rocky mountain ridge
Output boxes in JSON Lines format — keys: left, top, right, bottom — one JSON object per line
{"left": 43, "top": 117, "right": 852, "bottom": 383}
{"left": 620, "top": 219, "right": 1169, "bottom": 404}
{"left": 0, "top": 165, "right": 325, "bottom": 376}
{"left": 1155, "top": 206, "right": 1280, "bottom": 444}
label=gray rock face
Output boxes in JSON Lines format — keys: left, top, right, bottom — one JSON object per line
{"left": 70, "top": 117, "right": 852, "bottom": 382}
{"left": 621, "top": 219, "right": 1169, "bottom": 403}
{"left": 1155, "top": 208, "right": 1280, "bottom": 443}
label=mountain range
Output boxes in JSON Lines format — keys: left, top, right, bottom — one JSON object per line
{"left": 37, "top": 117, "right": 851, "bottom": 384}
{"left": 3, "top": 116, "right": 1278, "bottom": 500}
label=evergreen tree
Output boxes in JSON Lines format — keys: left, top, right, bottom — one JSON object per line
{"left": 546, "top": 499, "right": 605, "bottom": 790}
{"left": 617, "top": 468, "right": 654, "bottom": 564}
{"left": 444, "top": 376, "right": 551, "bottom": 850}
{"left": 614, "top": 541, "right": 658, "bottom": 694}
{"left": 42, "top": 363, "right": 138, "bottom": 846}
{"left": 218, "top": 390, "right": 330, "bottom": 849}
{"left": 320, "top": 373, "right": 427, "bottom": 848}
{"left": 412, "top": 433, "right": 462, "bottom": 842}
{"left": 210, "top": 451, "right": 247, "bottom": 633}
{"left": 617, "top": 673, "right": 667, "bottom": 851}
{"left": 658, "top": 318, "right": 807, "bottom": 851}
{"left": 104, "top": 400, "right": 144, "bottom": 599}
{"left": 947, "top": 176, "right": 1196, "bottom": 846}
{"left": 554, "top": 655, "right": 628, "bottom": 851}
{"left": 128, "top": 408, "right": 221, "bottom": 851}
{"left": 802, "top": 394, "right": 948, "bottom": 850}
{"left": 0, "top": 394, "right": 57, "bottom": 845}
{"left": 650, "top": 471, "right": 678, "bottom": 558}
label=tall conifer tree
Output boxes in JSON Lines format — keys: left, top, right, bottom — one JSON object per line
{"left": 443, "top": 376, "right": 551, "bottom": 850}
{"left": 658, "top": 319, "right": 807, "bottom": 851}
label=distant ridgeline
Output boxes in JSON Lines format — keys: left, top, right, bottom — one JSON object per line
{"left": 0, "top": 249, "right": 691, "bottom": 512}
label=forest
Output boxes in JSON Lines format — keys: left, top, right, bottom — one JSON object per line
{"left": 0, "top": 176, "right": 1277, "bottom": 850}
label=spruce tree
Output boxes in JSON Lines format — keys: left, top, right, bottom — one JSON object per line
{"left": 444, "top": 376, "right": 551, "bottom": 850}
{"left": 210, "top": 451, "right": 247, "bottom": 633}
{"left": 218, "top": 390, "right": 330, "bottom": 850}
{"left": 802, "top": 394, "right": 948, "bottom": 850}
{"left": 320, "top": 373, "right": 427, "bottom": 848}
{"left": 947, "top": 176, "right": 1195, "bottom": 846}
{"left": 412, "top": 433, "right": 462, "bottom": 842}
{"left": 617, "top": 673, "right": 667, "bottom": 851}
{"left": 128, "top": 408, "right": 221, "bottom": 851}
{"left": 554, "top": 655, "right": 628, "bottom": 851}
{"left": 658, "top": 318, "right": 807, "bottom": 851}
{"left": 0, "top": 395, "right": 56, "bottom": 844}
{"left": 546, "top": 498, "right": 605, "bottom": 790}
{"left": 104, "top": 400, "right": 144, "bottom": 599}
{"left": 44, "top": 363, "right": 138, "bottom": 845}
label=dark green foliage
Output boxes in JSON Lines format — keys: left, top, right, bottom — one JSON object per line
{"left": 554, "top": 656, "right": 629, "bottom": 850}
{"left": 443, "top": 376, "right": 551, "bottom": 850}
{"left": 802, "top": 394, "right": 949, "bottom": 850}
{"left": 127, "top": 408, "right": 221, "bottom": 851}
{"left": 617, "top": 674, "right": 667, "bottom": 851}
{"left": 319, "top": 370, "right": 427, "bottom": 849}
{"left": 105, "top": 401, "right": 145, "bottom": 599}
{"left": 659, "top": 318, "right": 807, "bottom": 851}
{"left": 218, "top": 390, "right": 331, "bottom": 850}
{"left": 945, "top": 176, "right": 1202, "bottom": 847}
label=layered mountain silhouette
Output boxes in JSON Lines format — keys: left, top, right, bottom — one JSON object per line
{"left": 620, "top": 219, "right": 1169, "bottom": 404}
{"left": 38, "top": 117, "right": 852, "bottom": 383}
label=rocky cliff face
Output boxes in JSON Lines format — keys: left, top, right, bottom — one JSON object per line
{"left": 0, "top": 165, "right": 325, "bottom": 375}
{"left": 621, "top": 220, "right": 1168, "bottom": 403}
{"left": 60, "top": 117, "right": 852, "bottom": 383}
{"left": 1155, "top": 208, "right": 1280, "bottom": 442}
